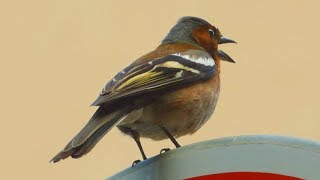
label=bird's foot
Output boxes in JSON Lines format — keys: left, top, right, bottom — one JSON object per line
{"left": 132, "top": 160, "right": 142, "bottom": 167}
{"left": 160, "top": 148, "right": 171, "bottom": 154}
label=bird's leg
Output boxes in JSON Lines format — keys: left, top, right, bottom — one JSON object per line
{"left": 131, "top": 139, "right": 145, "bottom": 167}
{"left": 118, "top": 126, "right": 147, "bottom": 167}
{"left": 161, "top": 126, "right": 181, "bottom": 148}
{"left": 129, "top": 129, "right": 147, "bottom": 167}
{"left": 132, "top": 135, "right": 147, "bottom": 161}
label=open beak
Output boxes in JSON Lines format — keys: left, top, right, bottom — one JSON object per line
{"left": 219, "top": 36, "right": 237, "bottom": 44}
{"left": 217, "top": 50, "right": 235, "bottom": 63}
{"left": 217, "top": 36, "right": 236, "bottom": 63}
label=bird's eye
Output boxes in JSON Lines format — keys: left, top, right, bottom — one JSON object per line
{"left": 208, "top": 29, "right": 215, "bottom": 38}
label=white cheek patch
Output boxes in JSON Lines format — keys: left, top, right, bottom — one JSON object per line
{"left": 172, "top": 53, "right": 215, "bottom": 67}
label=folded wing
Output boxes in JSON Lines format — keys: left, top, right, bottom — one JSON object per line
{"left": 92, "top": 50, "right": 216, "bottom": 106}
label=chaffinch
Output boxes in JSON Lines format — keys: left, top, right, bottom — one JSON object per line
{"left": 51, "top": 16, "right": 236, "bottom": 163}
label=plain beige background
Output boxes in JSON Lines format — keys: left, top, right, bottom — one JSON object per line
{"left": 1, "top": 0, "right": 320, "bottom": 179}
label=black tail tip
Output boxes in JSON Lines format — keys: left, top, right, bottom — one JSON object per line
{"left": 49, "top": 159, "right": 58, "bottom": 163}
{"left": 50, "top": 153, "right": 62, "bottom": 163}
{"left": 50, "top": 150, "right": 74, "bottom": 163}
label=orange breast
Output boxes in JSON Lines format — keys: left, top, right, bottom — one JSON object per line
{"left": 139, "top": 74, "right": 220, "bottom": 139}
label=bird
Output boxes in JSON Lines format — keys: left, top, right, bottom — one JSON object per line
{"left": 51, "top": 16, "right": 236, "bottom": 163}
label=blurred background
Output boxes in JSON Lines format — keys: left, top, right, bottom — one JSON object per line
{"left": 1, "top": 0, "right": 320, "bottom": 179}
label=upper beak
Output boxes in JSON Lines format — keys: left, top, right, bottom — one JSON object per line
{"left": 217, "top": 36, "right": 236, "bottom": 63}
{"left": 219, "top": 36, "right": 237, "bottom": 44}
{"left": 217, "top": 50, "right": 235, "bottom": 63}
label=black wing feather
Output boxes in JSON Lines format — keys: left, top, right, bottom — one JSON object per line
{"left": 92, "top": 51, "right": 215, "bottom": 106}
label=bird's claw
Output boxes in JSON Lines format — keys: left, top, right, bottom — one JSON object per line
{"left": 132, "top": 160, "right": 141, "bottom": 167}
{"left": 160, "top": 148, "right": 171, "bottom": 154}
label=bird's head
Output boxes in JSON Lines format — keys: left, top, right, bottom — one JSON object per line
{"left": 162, "top": 16, "right": 236, "bottom": 63}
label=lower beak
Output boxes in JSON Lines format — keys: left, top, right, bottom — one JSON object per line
{"left": 219, "top": 36, "right": 237, "bottom": 44}
{"left": 217, "top": 50, "right": 235, "bottom": 63}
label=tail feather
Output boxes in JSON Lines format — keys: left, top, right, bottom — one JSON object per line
{"left": 71, "top": 112, "right": 126, "bottom": 158}
{"left": 50, "top": 104, "right": 131, "bottom": 163}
